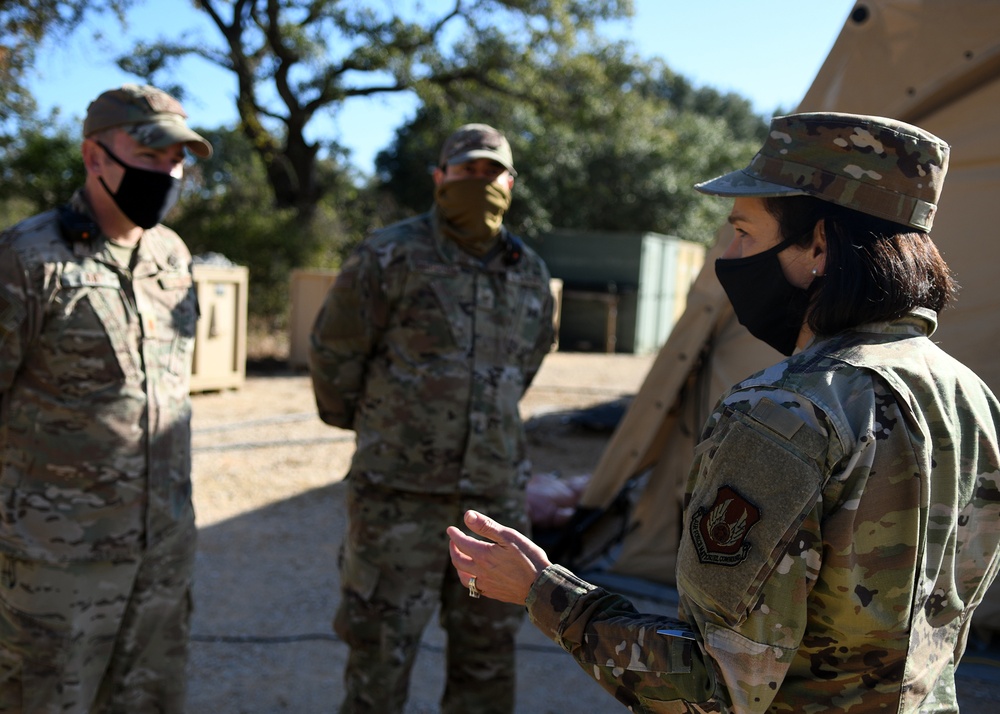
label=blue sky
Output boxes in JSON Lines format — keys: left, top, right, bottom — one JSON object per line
{"left": 32, "top": 0, "right": 856, "bottom": 175}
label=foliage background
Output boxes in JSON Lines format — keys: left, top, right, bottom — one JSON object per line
{"left": 0, "top": 0, "right": 769, "bottom": 329}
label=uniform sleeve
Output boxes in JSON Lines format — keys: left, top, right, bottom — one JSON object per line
{"left": 526, "top": 565, "right": 716, "bottom": 712}
{"left": 0, "top": 242, "right": 34, "bottom": 392}
{"left": 526, "top": 388, "right": 833, "bottom": 713}
{"left": 679, "top": 388, "right": 830, "bottom": 711}
{"left": 308, "top": 246, "right": 386, "bottom": 429}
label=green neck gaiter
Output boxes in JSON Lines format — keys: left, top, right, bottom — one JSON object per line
{"left": 434, "top": 178, "right": 512, "bottom": 256}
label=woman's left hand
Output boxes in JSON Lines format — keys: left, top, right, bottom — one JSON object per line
{"left": 447, "top": 509, "right": 553, "bottom": 605}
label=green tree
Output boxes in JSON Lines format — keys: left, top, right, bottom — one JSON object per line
{"left": 0, "top": 120, "right": 363, "bottom": 323}
{"left": 375, "top": 46, "right": 766, "bottom": 245}
{"left": 0, "top": 120, "right": 85, "bottom": 216}
{"left": 117, "top": 0, "right": 633, "bottom": 224}
{"left": 0, "top": 1, "right": 131, "bottom": 132}
{"left": 168, "top": 126, "right": 377, "bottom": 322}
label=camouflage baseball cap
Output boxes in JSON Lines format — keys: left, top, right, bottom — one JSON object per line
{"left": 694, "top": 112, "right": 950, "bottom": 231}
{"left": 83, "top": 84, "right": 213, "bottom": 158}
{"left": 439, "top": 123, "right": 516, "bottom": 176}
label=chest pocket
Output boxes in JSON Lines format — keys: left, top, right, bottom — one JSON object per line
{"left": 45, "top": 270, "right": 140, "bottom": 398}
{"left": 425, "top": 263, "right": 472, "bottom": 354}
{"left": 678, "top": 399, "right": 827, "bottom": 626}
{"left": 144, "top": 271, "right": 198, "bottom": 377}
{"left": 153, "top": 272, "right": 197, "bottom": 338}
{"left": 387, "top": 262, "right": 468, "bottom": 359}
{"left": 503, "top": 272, "right": 549, "bottom": 361}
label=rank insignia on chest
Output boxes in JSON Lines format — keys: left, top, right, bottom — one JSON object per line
{"left": 690, "top": 485, "right": 761, "bottom": 566}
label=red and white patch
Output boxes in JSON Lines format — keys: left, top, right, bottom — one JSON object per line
{"left": 690, "top": 485, "right": 761, "bottom": 566}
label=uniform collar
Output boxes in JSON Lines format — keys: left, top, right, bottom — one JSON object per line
{"left": 798, "top": 308, "right": 938, "bottom": 354}
{"left": 428, "top": 207, "right": 507, "bottom": 269}
{"left": 68, "top": 188, "right": 182, "bottom": 275}
{"left": 850, "top": 307, "right": 938, "bottom": 338}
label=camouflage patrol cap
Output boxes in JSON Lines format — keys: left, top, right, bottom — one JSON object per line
{"left": 83, "top": 84, "right": 213, "bottom": 158}
{"left": 695, "top": 112, "right": 950, "bottom": 231}
{"left": 439, "top": 123, "right": 516, "bottom": 176}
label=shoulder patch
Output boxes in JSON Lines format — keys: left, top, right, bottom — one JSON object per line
{"left": 690, "top": 485, "right": 761, "bottom": 566}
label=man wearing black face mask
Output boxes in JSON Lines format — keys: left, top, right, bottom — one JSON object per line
{"left": 0, "top": 84, "right": 212, "bottom": 711}
{"left": 309, "top": 123, "right": 554, "bottom": 713}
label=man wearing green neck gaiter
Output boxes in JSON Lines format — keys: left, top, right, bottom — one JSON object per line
{"left": 309, "top": 123, "right": 555, "bottom": 714}
{"left": 433, "top": 124, "right": 516, "bottom": 257}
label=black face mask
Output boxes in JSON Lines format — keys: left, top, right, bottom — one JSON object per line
{"left": 97, "top": 143, "right": 181, "bottom": 229}
{"left": 715, "top": 238, "right": 812, "bottom": 356}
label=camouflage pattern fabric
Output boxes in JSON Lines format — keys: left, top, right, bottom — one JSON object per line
{"left": 309, "top": 210, "right": 554, "bottom": 496}
{"left": 0, "top": 190, "right": 198, "bottom": 711}
{"left": 438, "top": 123, "right": 516, "bottom": 175}
{"left": 695, "top": 113, "right": 950, "bottom": 231}
{"left": 310, "top": 209, "right": 554, "bottom": 713}
{"left": 335, "top": 480, "right": 528, "bottom": 714}
{"left": 0, "top": 520, "right": 196, "bottom": 713}
{"left": 83, "top": 84, "right": 212, "bottom": 158}
{"left": 526, "top": 308, "right": 1000, "bottom": 713}
{"left": 0, "top": 189, "right": 197, "bottom": 561}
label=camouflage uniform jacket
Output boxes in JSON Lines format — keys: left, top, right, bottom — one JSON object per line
{"left": 527, "top": 309, "right": 1000, "bottom": 713}
{"left": 0, "top": 190, "right": 197, "bottom": 563}
{"left": 309, "top": 210, "right": 554, "bottom": 496}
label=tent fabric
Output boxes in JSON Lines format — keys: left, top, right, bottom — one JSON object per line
{"left": 576, "top": 0, "right": 1000, "bottom": 632}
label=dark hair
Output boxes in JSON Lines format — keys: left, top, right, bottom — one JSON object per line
{"left": 763, "top": 196, "right": 957, "bottom": 336}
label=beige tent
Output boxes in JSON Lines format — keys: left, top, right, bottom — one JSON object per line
{"left": 568, "top": 0, "right": 1000, "bottom": 629}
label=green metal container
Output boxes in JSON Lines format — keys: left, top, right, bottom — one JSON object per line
{"left": 525, "top": 230, "right": 705, "bottom": 354}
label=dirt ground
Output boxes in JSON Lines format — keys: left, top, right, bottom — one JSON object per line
{"left": 186, "top": 352, "right": 658, "bottom": 713}
{"left": 185, "top": 351, "right": 1000, "bottom": 713}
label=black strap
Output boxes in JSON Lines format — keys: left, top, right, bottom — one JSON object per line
{"left": 57, "top": 205, "right": 99, "bottom": 243}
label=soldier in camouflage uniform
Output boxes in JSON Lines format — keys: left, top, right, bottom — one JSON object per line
{"left": 309, "top": 124, "right": 554, "bottom": 713}
{"left": 447, "top": 113, "right": 1000, "bottom": 712}
{"left": 0, "top": 85, "right": 212, "bottom": 713}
